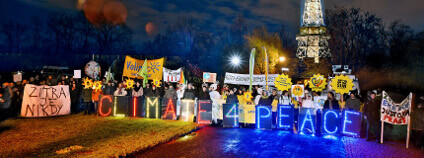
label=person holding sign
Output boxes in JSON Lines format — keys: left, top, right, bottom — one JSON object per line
{"left": 363, "top": 92, "right": 381, "bottom": 142}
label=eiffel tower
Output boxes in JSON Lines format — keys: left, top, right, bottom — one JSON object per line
{"left": 296, "top": 0, "right": 330, "bottom": 63}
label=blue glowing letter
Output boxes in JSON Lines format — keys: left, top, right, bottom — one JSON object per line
{"left": 342, "top": 110, "right": 360, "bottom": 136}
{"left": 300, "top": 109, "right": 315, "bottom": 133}
{"left": 256, "top": 106, "right": 271, "bottom": 129}
{"left": 323, "top": 110, "right": 339, "bottom": 134}
{"left": 278, "top": 105, "right": 291, "bottom": 129}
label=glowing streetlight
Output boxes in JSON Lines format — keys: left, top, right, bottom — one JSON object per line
{"left": 231, "top": 56, "right": 241, "bottom": 66}
{"left": 279, "top": 56, "right": 286, "bottom": 62}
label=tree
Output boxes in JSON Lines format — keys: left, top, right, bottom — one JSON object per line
{"left": 388, "top": 20, "right": 414, "bottom": 66}
{"left": 325, "top": 7, "right": 386, "bottom": 70}
{"left": 246, "top": 27, "right": 286, "bottom": 74}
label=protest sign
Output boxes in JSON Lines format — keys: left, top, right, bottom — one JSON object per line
{"left": 277, "top": 105, "right": 294, "bottom": 130}
{"left": 73, "top": 70, "right": 81, "bottom": 79}
{"left": 223, "top": 103, "right": 239, "bottom": 127}
{"left": 203, "top": 72, "right": 217, "bottom": 83}
{"left": 224, "top": 72, "right": 278, "bottom": 86}
{"left": 298, "top": 108, "right": 316, "bottom": 134}
{"left": 162, "top": 98, "right": 177, "bottom": 120}
{"left": 291, "top": 85, "right": 305, "bottom": 98}
{"left": 256, "top": 105, "right": 272, "bottom": 129}
{"left": 180, "top": 99, "right": 195, "bottom": 122}
{"left": 163, "top": 68, "right": 181, "bottom": 82}
{"left": 21, "top": 84, "right": 70, "bottom": 117}
{"left": 13, "top": 73, "right": 22, "bottom": 82}
{"left": 122, "top": 56, "right": 164, "bottom": 80}
{"left": 197, "top": 100, "right": 212, "bottom": 124}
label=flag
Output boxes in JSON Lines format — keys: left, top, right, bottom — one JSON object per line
{"left": 179, "top": 69, "right": 186, "bottom": 85}
{"left": 249, "top": 48, "right": 256, "bottom": 92}
{"left": 137, "top": 59, "right": 148, "bottom": 88}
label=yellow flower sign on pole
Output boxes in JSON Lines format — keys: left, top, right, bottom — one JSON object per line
{"left": 330, "top": 75, "right": 354, "bottom": 95}
{"left": 82, "top": 77, "right": 93, "bottom": 89}
{"left": 309, "top": 74, "right": 327, "bottom": 92}
{"left": 243, "top": 92, "right": 253, "bottom": 102}
{"left": 93, "top": 81, "right": 102, "bottom": 92}
{"left": 274, "top": 74, "right": 292, "bottom": 91}
{"left": 152, "top": 79, "right": 162, "bottom": 87}
{"left": 125, "top": 79, "right": 135, "bottom": 89}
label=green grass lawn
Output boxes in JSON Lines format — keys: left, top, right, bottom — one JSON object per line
{"left": 0, "top": 114, "right": 199, "bottom": 157}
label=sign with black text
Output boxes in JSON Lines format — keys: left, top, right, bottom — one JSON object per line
{"left": 21, "top": 84, "right": 70, "bottom": 117}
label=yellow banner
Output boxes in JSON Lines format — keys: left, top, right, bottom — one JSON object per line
{"left": 122, "top": 56, "right": 164, "bottom": 80}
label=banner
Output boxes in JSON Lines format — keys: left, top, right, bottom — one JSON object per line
{"left": 224, "top": 72, "right": 278, "bottom": 86}
{"left": 21, "top": 84, "right": 70, "bottom": 117}
{"left": 122, "top": 56, "right": 164, "bottom": 80}
{"left": 203, "top": 72, "right": 217, "bottom": 83}
{"left": 163, "top": 68, "right": 181, "bottom": 82}
{"left": 381, "top": 91, "right": 412, "bottom": 125}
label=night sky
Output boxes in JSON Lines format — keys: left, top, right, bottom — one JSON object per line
{"left": 1, "top": 0, "right": 423, "bottom": 51}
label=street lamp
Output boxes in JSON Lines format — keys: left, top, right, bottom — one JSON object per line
{"left": 230, "top": 55, "right": 241, "bottom": 67}
{"left": 279, "top": 56, "right": 286, "bottom": 62}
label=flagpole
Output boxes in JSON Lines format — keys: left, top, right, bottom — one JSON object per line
{"left": 249, "top": 48, "right": 256, "bottom": 93}
{"left": 262, "top": 46, "right": 268, "bottom": 91}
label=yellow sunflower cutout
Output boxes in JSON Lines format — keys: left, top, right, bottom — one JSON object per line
{"left": 125, "top": 79, "right": 135, "bottom": 89}
{"left": 330, "top": 75, "right": 354, "bottom": 95}
{"left": 93, "top": 81, "right": 102, "bottom": 92}
{"left": 244, "top": 92, "right": 253, "bottom": 102}
{"left": 292, "top": 85, "right": 304, "bottom": 97}
{"left": 309, "top": 74, "right": 327, "bottom": 92}
{"left": 82, "top": 77, "right": 93, "bottom": 89}
{"left": 152, "top": 79, "right": 162, "bottom": 87}
{"left": 274, "top": 74, "right": 292, "bottom": 91}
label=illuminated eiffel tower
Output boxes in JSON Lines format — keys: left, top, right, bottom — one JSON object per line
{"left": 296, "top": 0, "right": 330, "bottom": 63}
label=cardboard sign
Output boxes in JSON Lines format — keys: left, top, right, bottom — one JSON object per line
{"left": 21, "top": 84, "right": 70, "bottom": 117}
{"left": 239, "top": 104, "right": 256, "bottom": 124}
{"left": 179, "top": 99, "right": 195, "bottom": 122}
{"left": 203, "top": 72, "right": 217, "bottom": 83}
{"left": 197, "top": 100, "right": 212, "bottom": 124}
{"left": 73, "top": 70, "right": 81, "bottom": 79}
{"left": 98, "top": 95, "right": 114, "bottom": 117}
{"left": 223, "top": 103, "right": 239, "bottom": 127}
{"left": 277, "top": 105, "right": 294, "bottom": 130}
{"left": 380, "top": 91, "right": 411, "bottom": 125}
{"left": 13, "top": 73, "right": 22, "bottom": 82}
{"left": 145, "top": 97, "right": 160, "bottom": 119}
{"left": 298, "top": 108, "right": 316, "bottom": 134}
{"left": 341, "top": 110, "right": 361, "bottom": 137}
{"left": 321, "top": 110, "right": 341, "bottom": 135}
{"left": 162, "top": 98, "right": 177, "bottom": 120}
{"left": 256, "top": 105, "right": 272, "bottom": 129}
{"left": 113, "top": 96, "right": 128, "bottom": 117}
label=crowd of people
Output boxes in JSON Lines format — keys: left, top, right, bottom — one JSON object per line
{"left": 0, "top": 74, "right": 423, "bottom": 148}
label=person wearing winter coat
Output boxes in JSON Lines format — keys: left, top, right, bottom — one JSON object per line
{"left": 92, "top": 88, "right": 103, "bottom": 114}
{"left": 254, "top": 88, "right": 263, "bottom": 105}
{"left": 324, "top": 92, "right": 340, "bottom": 110}
{"left": 363, "top": 92, "right": 381, "bottom": 142}
{"left": 226, "top": 89, "right": 239, "bottom": 104}
{"left": 198, "top": 86, "right": 210, "bottom": 100}
{"left": 163, "top": 85, "right": 177, "bottom": 101}
{"left": 70, "top": 82, "right": 79, "bottom": 114}
{"left": 82, "top": 87, "right": 93, "bottom": 114}
{"left": 258, "top": 90, "right": 272, "bottom": 106}
{"left": 132, "top": 82, "right": 143, "bottom": 97}
{"left": 183, "top": 84, "right": 196, "bottom": 99}
{"left": 345, "top": 93, "right": 361, "bottom": 111}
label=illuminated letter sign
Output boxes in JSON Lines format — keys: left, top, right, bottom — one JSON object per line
{"left": 256, "top": 105, "right": 272, "bottom": 129}
{"left": 197, "top": 100, "right": 212, "bottom": 124}
{"left": 179, "top": 99, "right": 195, "bottom": 122}
{"left": 322, "top": 110, "right": 340, "bottom": 135}
{"left": 162, "top": 99, "right": 177, "bottom": 120}
{"left": 223, "top": 104, "right": 239, "bottom": 127}
{"left": 342, "top": 110, "right": 361, "bottom": 137}
{"left": 299, "top": 108, "right": 316, "bottom": 134}
{"left": 277, "top": 105, "right": 294, "bottom": 130}
{"left": 130, "top": 97, "right": 143, "bottom": 117}
{"left": 98, "top": 95, "right": 113, "bottom": 117}
{"left": 145, "top": 97, "right": 160, "bottom": 119}
{"left": 113, "top": 96, "right": 128, "bottom": 117}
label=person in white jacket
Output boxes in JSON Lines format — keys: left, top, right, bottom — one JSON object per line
{"left": 114, "top": 83, "right": 127, "bottom": 96}
{"left": 176, "top": 84, "right": 186, "bottom": 117}
{"left": 209, "top": 84, "right": 221, "bottom": 124}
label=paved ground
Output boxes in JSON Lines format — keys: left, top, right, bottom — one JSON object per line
{"left": 134, "top": 127, "right": 424, "bottom": 158}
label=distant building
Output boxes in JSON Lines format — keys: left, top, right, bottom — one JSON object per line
{"left": 296, "top": 0, "right": 330, "bottom": 63}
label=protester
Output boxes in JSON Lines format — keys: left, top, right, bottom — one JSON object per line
{"left": 82, "top": 86, "right": 93, "bottom": 115}
{"left": 198, "top": 85, "right": 210, "bottom": 100}
{"left": 254, "top": 88, "right": 263, "bottom": 105}
{"left": 271, "top": 90, "right": 280, "bottom": 127}
{"left": 258, "top": 90, "right": 272, "bottom": 106}
{"left": 279, "top": 91, "right": 291, "bottom": 105}
{"left": 345, "top": 93, "right": 361, "bottom": 111}
{"left": 70, "top": 82, "right": 79, "bottom": 114}
{"left": 92, "top": 87, "right": 103, "bottom": 114}
{"left": 363, "top": 92, "right": 381, "bottom": 142}
{"left": 324, "top": 92, "right": 340, "bottom": 110}
{"left": 163, "top": 85, "right": 176, "bottom": 101}
{"left": 132, "top": 82, "right": 143, "bottom": 97}
{"left": 226, "top": 89, "right": 239, "bottom": 104}
{"left": 183, "top": 83, "right": 196, "bottom": 99}
{"left": 209, "top": 84, "right": 221, "bottom": 125}
{"left": 114, "top": 83, "right": 127, "bottom": 96}
{"left": 104, "top": 82, "right": 115, "bottom": 95}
